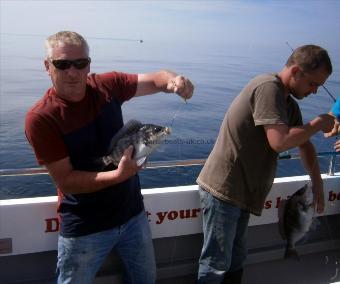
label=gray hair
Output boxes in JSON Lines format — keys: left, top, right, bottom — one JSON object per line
{"left": 45, "top": 31, "right": 89, "bottom": 58}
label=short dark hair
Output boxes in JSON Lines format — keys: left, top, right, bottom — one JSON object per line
{"left": 286, "top": 45, "right": 332, "bottom": 75}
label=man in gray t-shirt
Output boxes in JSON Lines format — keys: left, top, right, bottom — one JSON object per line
{"left": 197, "top": 45, "right": 336, "bottom": 284}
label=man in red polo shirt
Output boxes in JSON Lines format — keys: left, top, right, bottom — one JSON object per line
{"left": 25, "top": 31, "right": 194, "bottom": 284}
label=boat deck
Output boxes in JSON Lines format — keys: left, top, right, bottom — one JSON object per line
{"left": 96, "top": 247, "right": 340, "bottom": 284}
{"left": 1, "top": 221, "right": 340, "bottom": 284}
{"left": 243, "top": 248, "right": 340, "bottom": 284}
{"left": 10, "top": 247, "right": 338, "bottom": 284}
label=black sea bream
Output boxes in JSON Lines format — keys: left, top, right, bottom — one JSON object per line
{"left": 278, "top": 184, "right": 316, "bottom": 259}
{"left": 101, "top": 120, "right": 171, "bottom": 167}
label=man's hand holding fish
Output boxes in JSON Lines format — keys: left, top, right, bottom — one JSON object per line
{"left": 114, "top": 146, "right": 142, "bottom": 184}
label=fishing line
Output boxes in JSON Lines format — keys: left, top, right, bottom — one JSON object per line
{"left": 282, "top": 44, "right": 339, "bottom": 266}
{"left": 169, "top": 100, "right": 186, "bottom": 128}
{"left": 167, "top": 101, "right": 186, "bottom": 272}
{"left": 299, "top": 105, "right": 339, "bottom": 276}
{"left": 285, "top": 41, "right": 338, "bottom": 179}
{"left": 166, "top": 93, "right": 190, "bottom": 272}
{"left": 167, "top": 100, "right": 187, "bottom": 170}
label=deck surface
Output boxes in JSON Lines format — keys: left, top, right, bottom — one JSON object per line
{"left": 156, "top": 249, "right": 340, "bottom": 284}
{"left": 3, "top": 249, "right": 339, "bottom": 283}
{"left": 243, "top": 249, "right": 340, "bottom": 284}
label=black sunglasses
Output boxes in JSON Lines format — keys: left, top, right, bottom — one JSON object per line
{"left": 50, "top": 58, "right": 91, "bottom": 70}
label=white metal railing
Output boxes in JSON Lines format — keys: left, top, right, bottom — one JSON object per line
{"left": 0, "top": 152, "right": 338, "bottom": 177}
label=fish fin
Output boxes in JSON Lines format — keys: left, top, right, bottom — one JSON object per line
{"left": 89, "top": 156, "right": 109, "bottom": 169}
{"left": 293, "top": 217, "right": 320, "bottom": 245}
{"left": 284, "top": 248, "right": 300, "bottom": 261}
{"left": 278, "top": 199, "right": 288, "bottom": 240}
{"left": 107, "top": 120, "right": 143, "bottom": 153}
{"left": 102, "top": 155, "right": 114, "bottom": 166}
{"left": 136, "top": 156, "right": 147, "bottom": 167}
{"left": 88, "top": 156, "right": 115, "bottom": 171}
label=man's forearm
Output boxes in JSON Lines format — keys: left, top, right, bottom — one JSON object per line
{"left": 135, "top": 70, "right": 193, "bottom": 100}
{"left": 153, "top": 70, "right": 178, "bottom": 92}
{"left": 53, "top": 169, "right": 124, "bottom": 195}
{"left": 135, "top": 70, "right": 177, "bottom": 96}
{"left": 299, "top": 141, "right": 323, "bottom": 188}
{"left": 265, "top": 114, "right": 334, "bottom": 153}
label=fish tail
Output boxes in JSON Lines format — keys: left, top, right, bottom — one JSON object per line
{"left": 284, "top": 247, "right": 300, "bottom": 261}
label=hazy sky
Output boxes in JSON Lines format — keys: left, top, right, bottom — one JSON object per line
{"left": 1, "top": 0, "right": 340, "bottom": 50}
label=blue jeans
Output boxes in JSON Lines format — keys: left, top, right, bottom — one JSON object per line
{"left": 197, "top": 187, "right": 250, "bottom": 283}
{"left": 56, "top": 211, "right": 156, "bottom": 284}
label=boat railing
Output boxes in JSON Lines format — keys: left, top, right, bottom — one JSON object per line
{"left": 0, "top": 151, "right": 338, "bottom": 178}
{"left": 329, "top": 153, "right": 338, "bottom": 176}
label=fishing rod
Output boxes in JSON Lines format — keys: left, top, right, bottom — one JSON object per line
{"left": 278, "top": 151, "right": 339, "bottom": 160}
{"left": 285, "top": 42, "right": 336, "bottom": 102}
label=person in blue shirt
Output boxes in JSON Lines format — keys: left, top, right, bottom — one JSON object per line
{"left": 331, "top": 99, "right": 340, "bottom": 119}
{"left": 325, "top": 99, "right": 340, "bottom": 151}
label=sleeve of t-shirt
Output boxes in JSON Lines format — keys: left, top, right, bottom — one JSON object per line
{"left": 252, "top": 82, "right": 288, "bottom": 126}
{"left": 25, "top": 112, "right": 68, "bottom": 165}
{"left": 286, "top": 97, "right": 303, "bottom": 127}
{"left": 88, "top": 71, "right": 138, "bottom": 103}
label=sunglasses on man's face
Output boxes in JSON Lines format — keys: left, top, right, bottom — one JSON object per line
{"left": 50, "top": 58, "right": 91, "bottom": 70}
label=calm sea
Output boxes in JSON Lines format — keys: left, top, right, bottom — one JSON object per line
{"left": 0, "top": 34, "right": 339, "bottom": 199}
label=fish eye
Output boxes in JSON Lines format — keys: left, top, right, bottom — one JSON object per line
{"left": 154, "top": 126, "right": 163, "bottom": 132}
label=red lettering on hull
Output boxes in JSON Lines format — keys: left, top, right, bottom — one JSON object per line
{"left": 45, "top": 218, "right": 60, "bottom": 232}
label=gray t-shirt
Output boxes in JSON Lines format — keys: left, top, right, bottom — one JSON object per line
{"left": 197, "top": 73, "right": 302, "bottom": 215}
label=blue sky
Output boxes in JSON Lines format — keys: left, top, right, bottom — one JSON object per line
{"left": 1, "top": 0, "right": 340, "bottom": 51}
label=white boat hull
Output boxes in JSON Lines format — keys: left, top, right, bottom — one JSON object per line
{"left": 0, "top": 173, "right": 339, "bottom": 283}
